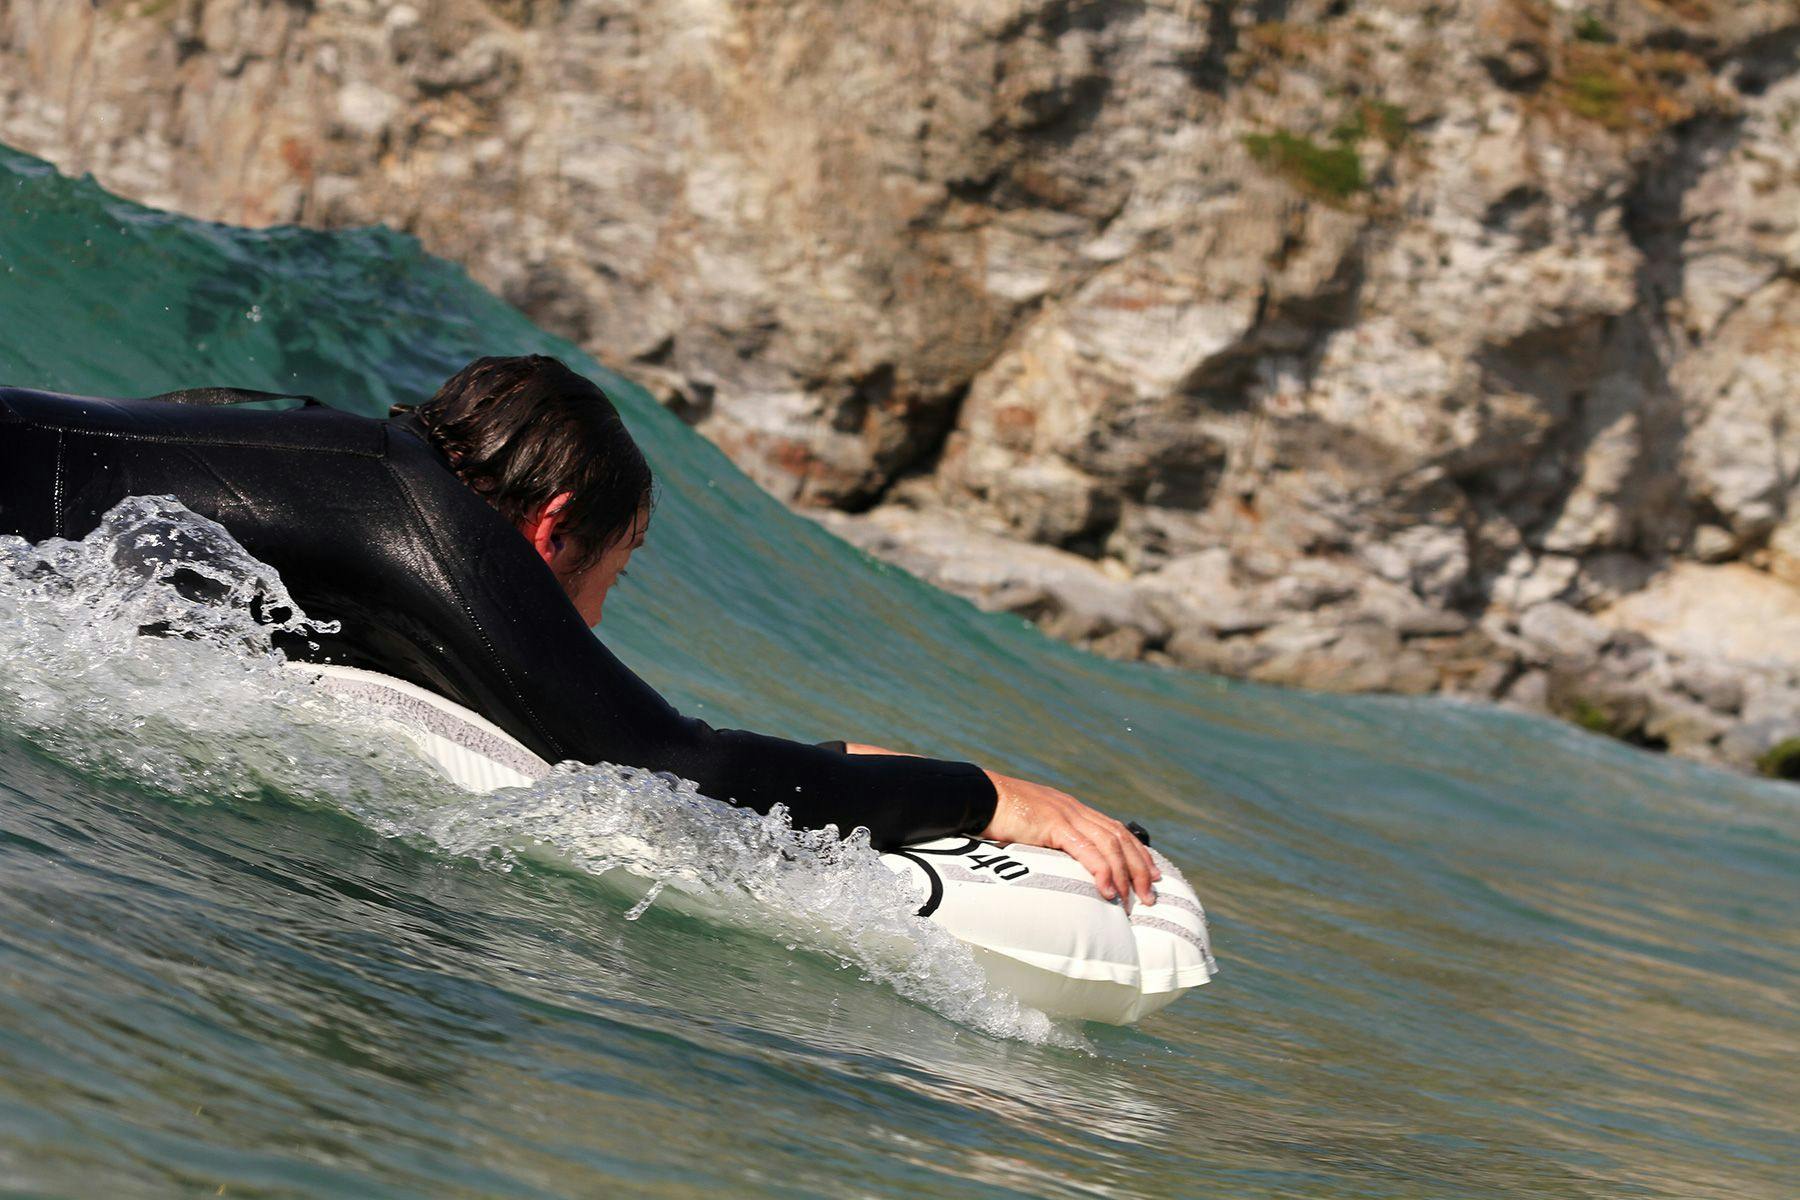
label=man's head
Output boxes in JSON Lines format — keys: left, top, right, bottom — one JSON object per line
{"left": 409, "top": 355, "right": 654, "bottom": 625}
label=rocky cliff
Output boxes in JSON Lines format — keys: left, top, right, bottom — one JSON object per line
{"left": 4, "top": 0, "right": 1800, "bottom": 773}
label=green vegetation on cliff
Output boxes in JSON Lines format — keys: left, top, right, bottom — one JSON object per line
{"left": 1242, "top": 130, "right": 1365, "bottom": 203}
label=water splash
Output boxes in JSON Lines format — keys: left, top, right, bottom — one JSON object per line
{"left": 0, "top": 496, "right": 377, "bottom": 802}
{"left": 418, "top": 760, "right": 1073, "bottom": 1043}
{"left": 0, "top": 497, "right": 1071, "bottom": 1044}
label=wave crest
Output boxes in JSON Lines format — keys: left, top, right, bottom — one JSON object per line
{"left": 0, "top": 497, "right": 1070, "bottom": 1043}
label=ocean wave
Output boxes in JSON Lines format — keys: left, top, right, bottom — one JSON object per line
{"left": 0, "top": 496, "right": 1071, "bottom": 1045}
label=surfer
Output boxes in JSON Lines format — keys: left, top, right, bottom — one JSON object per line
{"left": 0, "top": 357, "right": 1158, "bottom": 903}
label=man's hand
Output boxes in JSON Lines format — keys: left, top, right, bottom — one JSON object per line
{"left": 839, "top": 744, "right": 1159, "bottom": 905}
{"left": 980, "top": 771, "right": 1161, "bottom": 906}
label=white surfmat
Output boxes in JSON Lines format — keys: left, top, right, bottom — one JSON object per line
{"left": 298, "top": 663, "right": 1216, "bottom": 1024}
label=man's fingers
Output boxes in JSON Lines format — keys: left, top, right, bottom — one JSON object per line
{"left": 985, "top": 775, "right": 1164, "bottom": 905}
{"left": 1109, "top": 824, "right": 1151, "bottom": 906}
{"left": 1092, "top": 825, "right": 1133, "bottom": 906}
{"left": 1116, "top": 820, "right": 1159, "bottom": 906}
{"left": 1114, "top": 821, "right": 1155, "bottom": 904}
{"left": 1063, "top": 834, "right": 1118, "bottom": 901}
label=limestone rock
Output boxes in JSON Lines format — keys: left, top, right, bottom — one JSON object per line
{"left": 1670, "top": 660, "right": 1746, "bottom": 716}
{"left": 1603, "top": 563, "right": 1800, "bottom": 676}
{"left": 4, "top": 0, "right": 1800, "bottom": 777}
{"left": 1642, "top": 697, "right": 1731, "bottom": 763}
{"left": 1517, "top": 602, "right": 1608, "bottom": 664}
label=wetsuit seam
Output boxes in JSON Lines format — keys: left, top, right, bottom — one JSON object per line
{"left": 180, "top": 447, "right": 259, "bottom": 513}
{"left": 11, "top": 421, "right": 381, "bottom": 457}
{"left": 52, "top": 431, "right": 66, "bottom": 538}
{"left": 379, "top": 445, "right": 563, "bottom": 759}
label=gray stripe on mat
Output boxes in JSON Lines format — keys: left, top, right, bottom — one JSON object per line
{"left": 317, "top": 677, "right": 551, "bottom": 781}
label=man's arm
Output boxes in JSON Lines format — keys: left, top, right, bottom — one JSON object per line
{"left": 833, "top": 743, "right": 1160, "bottom": 904}
{"left": 381, "top": 425, "right": 1144, "bottom": 875}
{"left": 377, "top": 430, "right": 1000, "bottom": 850}
{"left": 636, "top": 717, "right": 998, "bottom": 850}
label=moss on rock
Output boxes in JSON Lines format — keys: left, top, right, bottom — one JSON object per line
{"left": 1554, "top": 43, "right": 1710, "bottom": 132}
{"left": 1756, "top": 738, "right": 1800, "bottom": 781}
{"left": 1242, "top": 130, "right": 1365, "bottom": 203}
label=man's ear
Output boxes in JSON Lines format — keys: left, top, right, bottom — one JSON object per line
{"left": 526, "top": 491, "right": 577, "bottom": 569}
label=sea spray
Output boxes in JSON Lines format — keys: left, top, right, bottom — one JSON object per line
{"left": 416, "top": 761, "right": 1074, "bottom": 1043}
{"left": 0, "top": 495, "right": 388, "bottom": 803}
{"left": 0, "top": 496, "right": 1072, "bottom": 1044}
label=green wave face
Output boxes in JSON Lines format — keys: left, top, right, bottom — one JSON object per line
{"left": 0, "top": 145, "right": 1795, "bottom": 1200}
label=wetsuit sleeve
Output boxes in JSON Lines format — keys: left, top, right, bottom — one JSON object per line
{"left": 627, "top": 707, "right": 997, "bottom": 849}
{"left": 373, "top": 427, "right": 997, "bottom": 850}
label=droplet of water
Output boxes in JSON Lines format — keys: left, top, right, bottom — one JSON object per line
{"left": 625, "top": 879, "right": 666, "bottom": 921}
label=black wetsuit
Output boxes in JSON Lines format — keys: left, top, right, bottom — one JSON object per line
{"left": 0, "top": 387, "right": 997, "bottom": 847}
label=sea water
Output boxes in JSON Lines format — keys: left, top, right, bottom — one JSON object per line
{"left": 0, "top": 146, "right": 1794, "bottom": 1199}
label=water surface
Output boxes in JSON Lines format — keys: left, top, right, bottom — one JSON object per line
{"left": 0, "top": 146, "right": 1794, "bottom": 1199}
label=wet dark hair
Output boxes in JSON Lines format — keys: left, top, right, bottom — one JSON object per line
{"left": 394, "top": 355, "right": 654, "bottom": 569}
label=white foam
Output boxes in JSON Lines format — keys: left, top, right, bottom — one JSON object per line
{"left": 0, "top": 497, "right": 1075, "bottom": 1044}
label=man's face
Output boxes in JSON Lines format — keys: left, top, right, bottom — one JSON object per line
{"left": 551, "top": 504, "right": 649, "bottom": 627}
